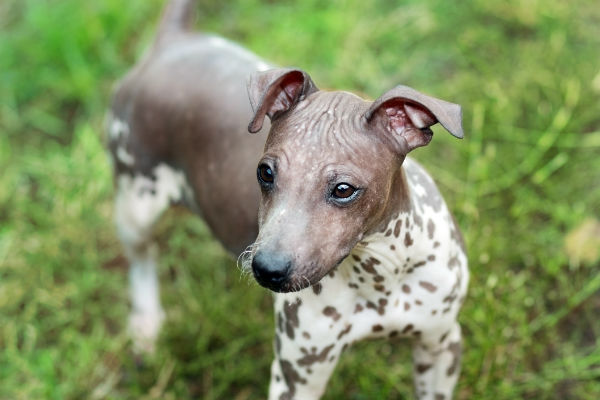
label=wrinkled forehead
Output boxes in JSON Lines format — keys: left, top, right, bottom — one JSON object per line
{"left": 265, "top": 91, "right": 381, "bottom": 160}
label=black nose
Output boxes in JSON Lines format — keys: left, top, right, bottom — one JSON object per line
{"left": 252, "top": 251, "right": 291, "bottom": 291}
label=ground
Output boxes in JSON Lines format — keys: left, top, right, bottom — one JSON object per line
{"left": 1, "top": 0, "right": 599, "bottom": 399}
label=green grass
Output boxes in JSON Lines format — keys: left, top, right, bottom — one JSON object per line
{"left": 1, "top": 0, "right": 599, "bottom": 398}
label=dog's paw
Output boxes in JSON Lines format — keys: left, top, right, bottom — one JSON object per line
{"left": 128, "top": 308, "right": 165, "bottom": 354}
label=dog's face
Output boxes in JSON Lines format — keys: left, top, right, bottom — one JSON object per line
{"left": 246, "top": 69, "right": 463, "bottom": 292}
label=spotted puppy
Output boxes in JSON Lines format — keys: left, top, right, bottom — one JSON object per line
{"left": 107, "top": 1, "right": 468, "bottom": 399}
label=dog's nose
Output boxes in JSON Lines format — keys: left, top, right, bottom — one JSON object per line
{"left": 252, "top": 251, "right": 291, "bottom": 291}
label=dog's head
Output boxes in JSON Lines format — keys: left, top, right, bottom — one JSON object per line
{"left": 246, "top": 68, "right": 463, "bottom": 292}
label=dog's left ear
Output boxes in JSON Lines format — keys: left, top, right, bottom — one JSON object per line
{"left": 364, "top": 85, "right": 464, "bottom": 153}
{"left": 247, "top": 68, "right": 319, "bottom": 133}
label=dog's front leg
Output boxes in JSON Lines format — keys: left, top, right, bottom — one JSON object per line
{"left": 411, "top": 321, "right": 463, "bottom": 400}
{"left": 268, "top": 292, "right": 347, "bottom": 400}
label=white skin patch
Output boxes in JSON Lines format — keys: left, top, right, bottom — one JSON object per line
{"left": 116, "top": 146, "right": 135, "bottom": 166}
{"left": 115, "top": 163, "right": 193, "bottom": 352}
{"left": 109, "top": 114, "right": 130, "bottom": 141}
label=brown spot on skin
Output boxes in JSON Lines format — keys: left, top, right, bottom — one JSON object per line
{"left": 439, "top": 331, "right": 450, "bottom": 344}
{"left": 413, "top": 261, "right": 426, "bottom": 268}
{"left": 385, "top": 228, "right": 392, "bottom": 237}
{"left": 373, "top": 275, "right": 385, "bottom": 283}
{"left": 297, "top": 344, "right": 335, "bottom": 367}
{"left": 361, "top": 257, "right": 381, "bottom": 274}
{"left": 365, "top": 299, "right": 387, "bottom": 315}
{"left": 427, "top": 219, "right": 436, "bottom": 240}
{"left": 342, "top": 343, "right": 348, "bottom": 353}
{"left": 390, "top": 244, "right": 396, "bottom": 251}
{"left": 404, "top": 302, "right": 411, "bottom": 311}
{"left": 450, "top": 215, "right": 466, "bottom": 251}
{"left": 372, "top": 324, "right": 384, "bottom": 332}
{"left": 402, "top": 324, "right": 414, "bottom": 334}
{"left": 402, "top": 284, "right": 411, "bottom": 294}
{"left": 374, "top": 284, "right": 385, "bottom": 292}
{"left": 413, "top": 330, "right": 422, "bottom": 338}
{"left": 358, "top": 276, "right": 365, "bottom": 283}
{"left": 337, "top": 324, "right": 352, "bottom": 340}
{"left": 442, "top": 307, "right": 451, "bottom": 314}
{"left": 323, "top": 306, "right": 341, "bottom": 322}
{"left": 415, "top": 299, "right": 423, "bottom": 306}
{"left": 312, "top": 283, "right": 322, "bottom": 295}
{"left": 443, "top": 294, "right": 457, "bottom": 303}
{"left": 404, "top": 232, "right": 414, "bottom": 247}
{"left": 394, "top": 219, "right": 402, "bottom": 237}
{"left": 354, "top": 303, "right": 364, "bottom": 313}
{"left": 427, "top": 254, "right": 436, "bottom": 261}
{"left": 448, "top": 256, "right": 461, "bottom": 269}
{"left": 435, "top": 394, "right": 446, "bottom": 400}
{"left": 405, "top": 217, "right": 410, "bottom": 228}
{"left": 416, "top": 363, "right": 432, "bottom": 374}
{"left": 277, "top": 312, "right": 284, "bottom": 332}
{"left": 389, "top": 330, "right": 399, "bottom": 338}
{"left": 434, "top": 241, "right": 441, "bottom": 248}
{"left": 431, "top": 310, "right": 438, "bottom": 315}
{"left": 283, "top": 298, "right": 302, "bottom": 340}
{"left": 413, "top": 213, "right": 423, "bottom": 229}
{"left": 394, "top": 299, "right": 399, "bottom": 307}
{"left": 279, "top": 359, "right": 307, "bottom": 399}
{"left": 446, "top": 341, "right": 462, "bottom": 376}
{"left": 419, "top": 281, "right": 438, "bottom": 292}
{"left": 352, "top": 254, "right": 361, "bottom": 262}
{"left": 275, "top": 334, "right": 281, "bottom": 354}
{"left": 348, "top": 283, "right": 359, "bottom": 289}
{"left": 303, "top": 331, "right": 311, "bottom": 339}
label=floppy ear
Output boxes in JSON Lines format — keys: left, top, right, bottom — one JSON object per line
{"left": 363, "top": 85, "right": 464, "bottom": 153}
{"left": 247, "top": 68, "right": 319, "bottom": 133}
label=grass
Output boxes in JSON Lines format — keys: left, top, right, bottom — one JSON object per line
{"left": 1, "top": 0, "right": 599, "bottom": 398}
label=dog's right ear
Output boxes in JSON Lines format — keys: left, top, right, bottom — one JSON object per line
{"left": 247, "top": 68, "right": 318, "bottom": 133}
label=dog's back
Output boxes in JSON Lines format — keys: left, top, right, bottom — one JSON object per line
{"left": 107, "top": 0, "right": 270, "bottom": 254}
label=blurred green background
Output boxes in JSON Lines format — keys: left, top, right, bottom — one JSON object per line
{"left": 1, "top": 0, "right": 599, "bottom": 398}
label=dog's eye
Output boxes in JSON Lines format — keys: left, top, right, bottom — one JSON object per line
{"left": 332, "top": 183, "right": 357, "bottom": 200}
{"left": 257, "top": 164, "right": 275, "bottom": 185}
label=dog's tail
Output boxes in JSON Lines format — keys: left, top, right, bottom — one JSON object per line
{"left": 154, "top": 0, "right": 196, "bottom": 48}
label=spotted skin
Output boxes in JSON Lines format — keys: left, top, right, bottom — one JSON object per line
{"left": 269, "top": 159, "right": 469, "bottom": 400}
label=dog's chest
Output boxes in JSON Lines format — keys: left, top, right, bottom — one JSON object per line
{"left": 295, "top": 165, "right": 466, "bottom": 343}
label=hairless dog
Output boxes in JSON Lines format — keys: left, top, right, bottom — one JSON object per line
{"left": 107, "top": 1, "right": 469, "bottom": 399}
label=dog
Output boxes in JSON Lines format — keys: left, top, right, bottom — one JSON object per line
{"left": 107, "top": 1, "right": 469, "bottom": 399}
